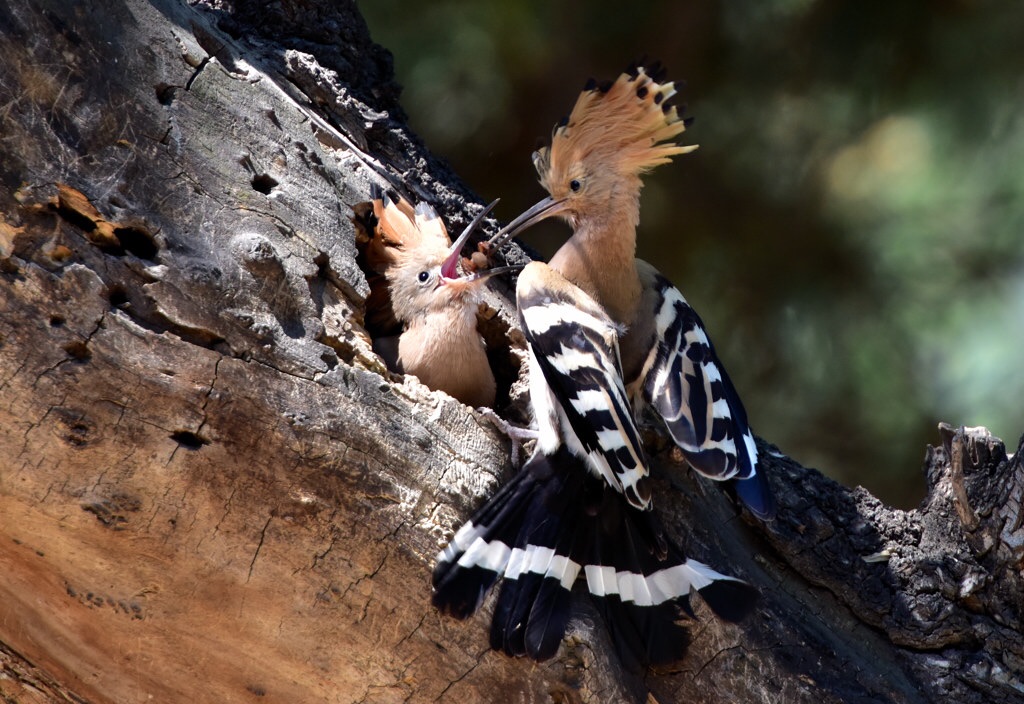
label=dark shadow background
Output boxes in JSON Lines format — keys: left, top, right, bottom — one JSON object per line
{"left": 360, "top": 0, "right": 1024, "bottom": 508}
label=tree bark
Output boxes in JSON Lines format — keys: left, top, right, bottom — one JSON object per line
{"left": 1, "top": 2, "right": 1021, "bottom": 703}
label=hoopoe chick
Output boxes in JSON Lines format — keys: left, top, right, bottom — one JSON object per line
{"left": 358, "top": 184, "right": 515, "bottom": 408}
{"left": 489, "top": 63, "right": 774, "bottom": 518}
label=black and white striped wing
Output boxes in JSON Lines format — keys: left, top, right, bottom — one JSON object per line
{"left": 433, "top": 266, "right": 761, "bottom": 663}
{"left": 639, "top": 274, "right": 773, "bottom": 517}
{"left": 433, "top": 445, "right": 757, "bottom": 665}
{"left": 518, "top": 273, "right": 651, "bottom": 511}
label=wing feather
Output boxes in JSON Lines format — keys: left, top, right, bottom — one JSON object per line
{"left": 517, "top": 265, "right": 651, "bottom": 510}
{"left": 638, "top": 273, "right": 774, "bottom": 518}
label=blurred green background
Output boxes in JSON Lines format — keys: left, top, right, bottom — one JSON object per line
{"left": 360, "top": 0, "right": 1024, "bottom": 508}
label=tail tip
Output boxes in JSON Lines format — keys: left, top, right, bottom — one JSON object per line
{"left": 734, "top": 473, "right": 776, "bottom": 520}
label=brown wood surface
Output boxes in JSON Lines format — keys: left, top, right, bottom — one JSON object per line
{"left": 1, "top": 2, "right": 1021, "bottom": 703}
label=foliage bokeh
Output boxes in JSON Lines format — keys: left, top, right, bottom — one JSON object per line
{"left": 360, "top": 0, "right": 1024, "bottom": 507}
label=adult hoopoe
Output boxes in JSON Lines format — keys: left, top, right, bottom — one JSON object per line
{"left": 488, "top": 63, "right": 774, "bottom": 519}
{"left": 433, "top": 65, "right": 768, "bottom": 668}
{"left": 356, "top": 184, "right": 517, "bottom": 408}
{"left": 432, "top": 258, "right": 757, "bottom": 668}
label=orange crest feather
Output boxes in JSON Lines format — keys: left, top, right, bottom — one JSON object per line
{"left": 360, "top": 189, "right": 450, "bottom": 274}
{"left": 534, "top": 65, "right": 696, "bottom": 189}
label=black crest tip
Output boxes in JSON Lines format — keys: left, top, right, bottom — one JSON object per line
{"left": 625, "top": 56, "right": 650, "bottom": 79}
{"left": 647, "top": 60, "right": 668, "bottom": 83}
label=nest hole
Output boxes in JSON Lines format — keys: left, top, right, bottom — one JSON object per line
{"left": 351, "top": 199, "right": 524, "bottom": 412}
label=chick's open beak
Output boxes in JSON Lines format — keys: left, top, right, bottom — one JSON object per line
{"left": 440, "top": 198, "right": 500, "bottom": 280}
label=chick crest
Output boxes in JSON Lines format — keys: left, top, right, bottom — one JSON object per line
{"left": 532, "top": 64, "right": 697, "bottom": 223}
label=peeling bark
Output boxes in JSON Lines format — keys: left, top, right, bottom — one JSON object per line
{"left": 0, "top": 2, "right": 1022, "bottom": 703}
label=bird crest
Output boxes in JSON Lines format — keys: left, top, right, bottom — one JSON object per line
{"left": 533, "top": 64, "right": 697, "bottom": 192}
{"left": 358, "top": 184, "right": 451, "bottom": 275}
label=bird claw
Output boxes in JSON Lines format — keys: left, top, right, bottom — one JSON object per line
{"left": 475, "top": 407, "right": 538, "bottom": 467}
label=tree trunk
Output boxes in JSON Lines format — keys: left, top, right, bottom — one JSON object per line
{"left": 1, "top": 2, "right": 1021, "bottom": 703}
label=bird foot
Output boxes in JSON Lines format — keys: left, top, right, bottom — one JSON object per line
{"left": 475, "top": 407, "right": 538, "bottom": 467}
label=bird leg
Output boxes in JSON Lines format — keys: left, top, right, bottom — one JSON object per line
{"left": 474, "top": 406, "right": 538, "bottom": 468}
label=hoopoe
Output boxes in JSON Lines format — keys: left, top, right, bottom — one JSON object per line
{"left": 356, "top": 184, "right": 517, "bottom": 408}
{"left": 433, "top": 259, "right": 756, "bottom": 667}
{"left": 432, "top": 64, "right": 768, "bottom": 667}
{"left": 488, "top": 63, "right": 774, "bottom": 519}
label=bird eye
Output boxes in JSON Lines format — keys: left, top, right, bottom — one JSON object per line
{"left": 417, "top": 271, "right": 430, "bottom": 283}
{"left": 569, "top": 179, "right": 581, "bottom": 192}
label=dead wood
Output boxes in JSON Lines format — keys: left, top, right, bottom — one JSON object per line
{"left": 0, "top": 2, "right": 1021, "bottom": 702}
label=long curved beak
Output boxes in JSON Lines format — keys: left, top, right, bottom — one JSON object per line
{"left": 440, "top": 198, "right": 500, "bottom": 280}
{"left": 484, "top": 196, "right": 568, "bottom": 252}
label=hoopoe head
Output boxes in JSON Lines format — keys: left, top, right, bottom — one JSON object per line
{"left": 364, "top": 185, "right": 513, "bottom": 323}
{"left": 490, "top": 64, "right": 696, "bottom": 245}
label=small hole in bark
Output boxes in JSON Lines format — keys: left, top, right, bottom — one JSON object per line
{"left": 66, "top": 423, "right": 89, "bottom": 445}
{"left": 320, "top": 351, "right": 338, "bottom": 371}
{"left": 63, "top": 340, "right": 91, "bottom": 361}
{"left": 50, "top": 315, "right": 66, "bottom": 327}
{"left": 251, "top": 173, "right": 278, "bottom": 195}
{"left": 155, "top": 83, "right": 177, "bottom": 105}
{"left": 108, "top": 286, "right": 129, "bottom": 308}
{"left": 170, "top": 430, "right": 209, "bottom": 449}
{"left": 55, "top": 202, "right": 99, "bottom": 233}
{"left": 114, "top": 226, "right": 159, "bottom": 260}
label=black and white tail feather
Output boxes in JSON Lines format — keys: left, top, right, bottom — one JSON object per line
{"left": 636, "top": 269, "right": 775, "bottom": 519}
{"left": 432, "top": 262, "right": 757, "bottom": 665}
